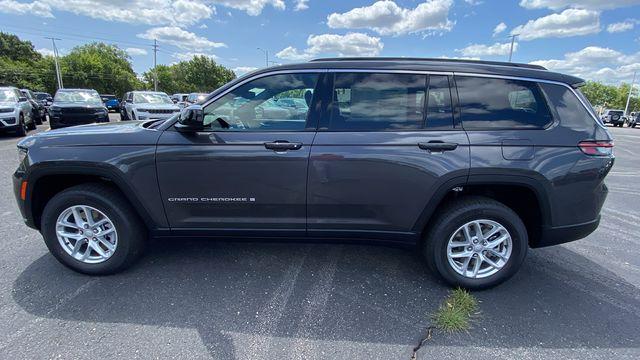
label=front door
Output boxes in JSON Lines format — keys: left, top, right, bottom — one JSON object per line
{"left": 156, "top": 72, "right": 324, "bottom": 236}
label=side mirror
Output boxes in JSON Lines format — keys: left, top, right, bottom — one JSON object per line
{"left": 176, "top": 105, "right": 204, "bottom": 132}
{"left": 18, "top": 97, "right": 28, "bottom": 102}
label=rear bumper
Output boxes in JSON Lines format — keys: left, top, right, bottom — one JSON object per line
{"left": 534, "top": 216, "right": 600, "bottom": 248}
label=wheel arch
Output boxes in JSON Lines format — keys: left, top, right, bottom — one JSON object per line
{"left": 414, "top": 174, "right": 552, "bottom": 248}
{"left": 26, "top": 163, "right": 156, "bottom": 231}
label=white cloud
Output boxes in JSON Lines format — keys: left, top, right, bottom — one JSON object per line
{"left": 0, "top": 0, "right": 53, "bottom": 18}
{"left": 530, "top": 46, "right": 640, "bottom": 84}
{"left": 233, "top": 66, "right": 259, "bottom": 75}
{"left": 294, "top": 0, "right": 308, "bottom": 11}
{"left": 199, "top": 23, "right": 208, "bottom": 29}
{"left": 210, "top": 0, "right": 285, "bottom": 16}
{"left": 519, "top": 0, "right": 640, "bottom": 10}
{"left": 607, "top": 20, "right": 636, "bottom": 33}
{"left": 276, "top": 33, "right": 383, "bottom": 61}
{"left": 512, "top": 8, "right": 600, "bottom": 40}
{"left": 36, "top": 47, "right": 55, "bottom": 56}
{"left": 173, "top": 52, "right": 218, "bottom": 61}
{"left": 137, "top": 27, "right": 226, "bottom": 51}
{"left": 327, "top": 0, "right": 454, "bottom": 36}
{"left": 33, "top": 0, "right": 214, "bottom": 26}
{"left": 126, "top": 47, "right": 148, "bottom": 56}
{"left": 457, "top": 42, "right": 516, "bottom": 57}
{"left": 464, "top": 0, "right": 483, "bottom": 4}
{"left": 493, "top": 22, "right": 507, "bottom": 36}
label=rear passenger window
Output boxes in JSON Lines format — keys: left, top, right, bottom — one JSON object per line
{"left": 329, "top": 73, "right": 427, "bottom": 131}
{"left": 426, "top": 75, "right": 453, "bottom": 129}
{"left": 456, "top": 76, "right": 553, "bottom": 129}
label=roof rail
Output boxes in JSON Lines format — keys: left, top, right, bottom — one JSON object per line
{"left": 309, "top": 57, "right": 547, "bottom": 71}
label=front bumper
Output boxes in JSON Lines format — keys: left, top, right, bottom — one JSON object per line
{"left": 12, "top": 170, "right": 35, "bottom": 229}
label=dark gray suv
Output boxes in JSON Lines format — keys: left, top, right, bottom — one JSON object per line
{"left": 13, "top": 58, "right": 614, "bottom": 289}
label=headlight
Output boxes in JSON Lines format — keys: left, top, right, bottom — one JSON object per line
{"left": 17, "top": 147, "right": 28, "bottom": 163}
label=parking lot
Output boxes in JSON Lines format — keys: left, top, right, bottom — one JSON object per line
{"left": 0, "top": 118, "right": 638, "bottom": 359}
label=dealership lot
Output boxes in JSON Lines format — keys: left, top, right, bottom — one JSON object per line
{"left": 0, "top": 121, "right": 638, "bottom": 359}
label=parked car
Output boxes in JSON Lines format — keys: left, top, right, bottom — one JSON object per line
{"left": 0, "top": 86, "right": 35, "bottom": 136}
{"left": 20, "top": 89, "right": 44, "bottom": 125}
{"left": 48, "top": 89, "right": 109, "bottom": 129}
{"left": 13, "top": 58, "right": 614, "bottom": 289}
{"left": 171, "top": 93, "right": 189, "bottom": 107}
{"left": 33, "top": 92, "right": 53, "bottom": 115}
{"left": 100, "top": 94, "right": 120, "bottom": 112}
{"left": 120, "top": 91, "right": 180, "bottom": 121}
{"left": 629, "top": 112, "right": 639, "bottom": 128}
{"left": 186, "top": 92, "right": 207, "bottom": 104}
{"left": 601, "top": 109, "right": 625, "bottom": 127}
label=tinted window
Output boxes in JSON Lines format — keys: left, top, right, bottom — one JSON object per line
{"left": 457, "top": 76, "right": 552, "bottom": 129}
{"left": 329, "top": 73, "right": 426, "bottom": 131}
{"left": 540, "top": 83, "right": 597, "bottom": 129}
{"left": 203, "top": 73, "right": 319, "bottom": 132}
{"left": 426, "top": 75, "right": 453, "bottom": 129}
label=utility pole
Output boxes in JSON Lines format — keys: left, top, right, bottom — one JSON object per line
{"left": 257, "top": 47, "right": 269, "bottom": 67}
{"left": 624, "top": 71, "right": 637, "bottom": 116}
{"left": 508, "top": 34, "right": 518, "bottom": 62}
{"left": 46, "top": 37, "right": 63, "bottom": 89}
{"left": 152, "top": 39, "right": 158, "bottom": 91}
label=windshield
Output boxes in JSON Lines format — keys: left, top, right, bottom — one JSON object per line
{"left": 134, "top": 92, "right": 173, "bottom": 104}
{"left": 35, "top": 93, "right": 50, "bottom": 100}
{"left": 54, "top": 90, "right": 102, "bottom": 105}
{"left": 0, "top": 89, "right": 18, "bottom": 102}
{"left": 101, "top": 95, "right": 117, "bottom": 101}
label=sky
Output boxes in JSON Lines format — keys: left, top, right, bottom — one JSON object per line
{"left": 0, "top": 0, "right": 639, "bottom": 85}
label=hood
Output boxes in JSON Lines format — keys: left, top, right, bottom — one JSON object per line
{"left": 18, "top": 120, "right": 163, "bottom": 149}
{"left": 133, "top": 103, "right": 179, "bottom": 110}
{"left": 51, "top": 102, "right": 105, "bottom": 109}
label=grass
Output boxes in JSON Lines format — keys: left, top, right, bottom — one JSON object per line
{"left": 432, "top": 288, "right": 479, "bottom": 332}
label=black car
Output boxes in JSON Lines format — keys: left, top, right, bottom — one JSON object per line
{"left": 13, "top": 58, "right": 613, "bottom": 289}
{"left": 33, "top": 92, "right": 53, "bottom": 118}
{"left": 20, "top": 89, "right": 44, "bottom": 125}
{"left": 48, "top": 89, "right": 109, "bottom": 129}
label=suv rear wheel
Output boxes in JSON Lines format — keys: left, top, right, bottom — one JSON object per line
{"left": 41, "top": 183, "right": 146, "bottom": 275}
{"left": 423, "top": 196, "right": 528, "bottom": 289}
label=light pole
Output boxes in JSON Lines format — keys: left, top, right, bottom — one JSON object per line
{"left": 624, "top": 71, "right": 637, "bottom": 117}
{"left": 507, "top": 34, "right": 518, "bottom": 62}
{"left": 257, "top": 48, "right": 269, "bottom": 68}
{"left": 46, "top": 37, "right": 63, "bottom": 89}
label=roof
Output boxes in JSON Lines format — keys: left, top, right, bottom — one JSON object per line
{"left": 261, "top": 57, "right": 584, "bottom": 87}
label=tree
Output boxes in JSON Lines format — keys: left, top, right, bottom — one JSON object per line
{"left": 0, "top": 32, "right": 47, "bottom": 90}
{"left": 60, "top": 43, "right": 143, "bottom": 96}
{"left": 0, "top": 32, "right": 42, "bottom": 63}
{"left": 580, "top": 81, "right": 639, "bottom": 113}
{"left": 143, "top": 55, "right": 235, "bottom": 94}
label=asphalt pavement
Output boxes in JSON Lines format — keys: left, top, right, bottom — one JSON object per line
{"left": 0, "top": 116, "right": 638, "bottom": 359}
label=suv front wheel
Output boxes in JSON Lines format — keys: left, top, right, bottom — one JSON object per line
{"left": 41, "top": 183, "right": 146, "bottom": 275}
{"left": 424, "top": 196, "right": 528, "bottom": 289}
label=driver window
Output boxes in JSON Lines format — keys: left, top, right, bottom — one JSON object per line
{"left": 203, "top": 73, "right": 319, "bottom": 131}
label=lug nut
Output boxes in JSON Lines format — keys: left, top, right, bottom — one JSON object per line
{"left": 83, "top": 224, "right": 89, "bottom": 229}
{"left": 467, "top": 246, "right": 473, "bottom": 251}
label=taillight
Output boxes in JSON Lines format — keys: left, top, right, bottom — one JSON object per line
{"left": 578, "top": 141, "right": 614, "bottom": 156}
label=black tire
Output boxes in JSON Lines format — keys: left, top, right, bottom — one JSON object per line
{"left": 35, "top": 112, "right": 43, "bottom": 125}
{"left": 41, "top": 183, "right": 146, "bottom": 275}
{"left": 423, "top": 196, "right": 528, "bottom": 290}
{"left": 120, "top": 108, "right": 128, "bottom": 121}
{"left": 633, "top": 123, "right": 637, "bottom": 128}
{"left": 27, "top": 117, "right": 37, "bottom": 130}
{"left": 14, "top": 114, "right": 27, "bottom": 137}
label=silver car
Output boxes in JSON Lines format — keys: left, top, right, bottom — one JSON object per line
{"left": 121, "top": 91, "right": 180, "bottom": 120}
{"left": 0, "top": 86, "right": 35, "bottom": 136}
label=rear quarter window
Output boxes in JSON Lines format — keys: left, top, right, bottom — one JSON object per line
{"left": 456, "top": 76, "right": 553, "bottom": 130}
{"left": 540, "top": 83, "right": 600, "bottom": 129}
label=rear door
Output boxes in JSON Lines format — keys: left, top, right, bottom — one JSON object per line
{"left": 307, "top": 72, "right": 470, "bottom": 242}
{"left": 156, "top": 71, "right": 326, "bottom": 236}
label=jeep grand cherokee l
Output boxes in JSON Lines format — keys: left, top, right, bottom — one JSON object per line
{"left": 48, "top": 89, "right": 109, "bottom": 129}
{"left": 13, "top": 58, "right": 614, "bottom": 289}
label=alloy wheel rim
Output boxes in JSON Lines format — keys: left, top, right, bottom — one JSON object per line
{"left": 55, "top": 205, "right": 118, "bottom": 264}
{"left": 446, "top": 219, "right": 512, "bottom": 279}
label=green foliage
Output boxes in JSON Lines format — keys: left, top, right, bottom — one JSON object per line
{"left": 432, "top": 288, "right": 478, "bottom": 332}
{"left": 0, "top": 32, "right": 42, "bottom": 63}
{"left": 0, "top": 32, "right": 48, "bottom": 90}
{"left": 581, "top": 81, "right": 639, "bottom": 112}
{"left": 60, "top": 42, "right": 143, "bottom": 96}
{"left": 142, "top": 55, "right": 235, "bottom": 94}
